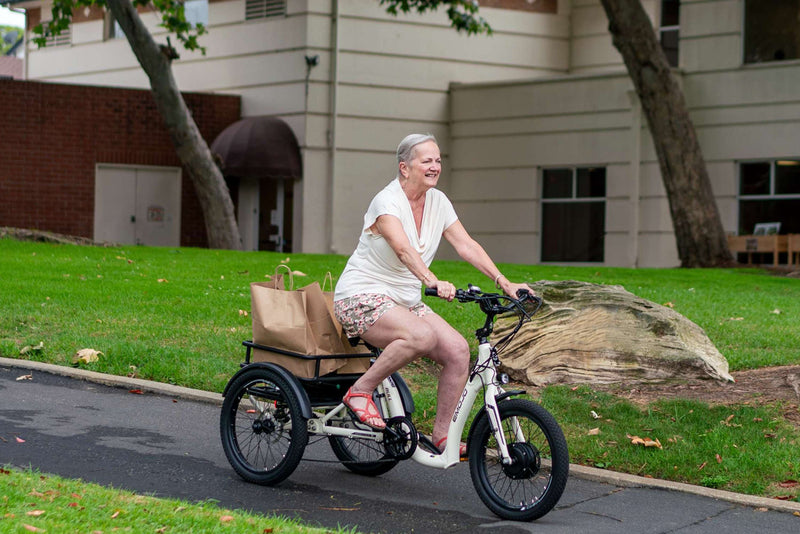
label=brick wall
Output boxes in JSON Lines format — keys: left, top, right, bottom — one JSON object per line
{"left": 0, "top": 79, "right": 240, "bottom": 247}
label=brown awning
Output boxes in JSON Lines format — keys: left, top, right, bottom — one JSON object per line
{"left": 211, "top": 116, "right": 302, "bottom": 180}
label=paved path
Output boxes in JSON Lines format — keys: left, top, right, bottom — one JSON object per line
{"left": 1, "top": 358, "right": 799, "bottom": 533}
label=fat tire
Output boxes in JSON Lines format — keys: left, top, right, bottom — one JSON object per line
{"left": 220, "top": 367, "right": 308, "bottom": 485}
{"left": 468, "top": 399, "right": 569, "bottom": 521}
{"left": 328, "top": 435, "right": 399, "bottom": 476}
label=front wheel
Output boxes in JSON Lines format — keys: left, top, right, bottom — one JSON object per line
{"left": 468, "top": 399, "right": 569, "bottom": 521}
{"left": 220, "top": 367, "right": 308, "bottom": 485}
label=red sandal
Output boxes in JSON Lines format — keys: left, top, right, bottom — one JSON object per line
{"left": 343, "top": 388, "right": 386, "bottom": 430}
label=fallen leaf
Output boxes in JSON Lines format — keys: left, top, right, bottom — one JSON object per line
{"left": 292, "top": 270, "right": 307, "bottom": 276}
{"left": 238, "top": 309, "right": 249, "bottom": 317}
{"left": 698, "top": 462, "right": 707, "bottom": 470}
{"left": 280, "top": 257, "right": 290, "bottom": 263}
{"left": 16, "top": 374, "right": 33, "bottom": 381}
{"left": 156, "top": 528, "right": 167, "bottom": 533}
{"left": 771, "top": 309, "right": 781, "bottom": 315}
{"left": 72, "top": 348, "right": 103, "bottom": 365}
{"left": 626, "top": 434, "right": 662, "bottom": 449}
{"left": 20, "top": 342, "right": 45, "bottom": 355}
{"left": 779, "top": 479, "right": 799, "bottom": 488}
{"left": 22, "top": 524, "right": 44, "bottom": 532}
{"left": 68, "top": 502, "right": 79, "bottom": 508}
{"left": 26, "top": 511, "right": 45, "bottom": 517}
{"left": 111, "top": 510, "right": 120, "bottom": 519}
{"left": 590, "top": 410, "right": 601, "bottom": 419}
{"left": 729, "top": 317, "right": 744, "bottom": 321}
{"left": 663, "top": 301, "right": 674, "bottom": 308}
{"left": 157, "top": 279, "right": 169, "bottom": 283}
{"left": 793, "top": 511, "right": 800, "bottom": 517}
{"left": 587, "top": 427, "right": 601, "bottom": 436}
{"left": 220, "top": 515, "right": 234, "bottom": 523}
{"left": 129, "top": 389, "right": 144, "bottom": 395}
{"left": 16, "top": 436, "right": 25, "bottom": 443}
{"left": 716, "top": 454, "right": 722, "bottom": 463}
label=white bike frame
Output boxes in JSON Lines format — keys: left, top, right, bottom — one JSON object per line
{"left": 309, "top": 338, "right": 513, "bottom": 470}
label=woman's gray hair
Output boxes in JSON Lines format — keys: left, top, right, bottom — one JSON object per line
{"left": 396, "top": 133, "right": 438, "bottom": 177}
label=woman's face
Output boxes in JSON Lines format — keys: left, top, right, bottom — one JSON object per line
{"left": 401, "top": 141, "right": 441, "bottom": 189}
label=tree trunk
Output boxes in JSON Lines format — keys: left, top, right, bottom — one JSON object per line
{"left": 106, "top": 0, "right": 241, "bottom": 250}
{"left": 599, "top": 0, "right": 733, "bottom": 267}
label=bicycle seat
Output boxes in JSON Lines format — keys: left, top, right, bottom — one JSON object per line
{"left": 348, "top": 336, "right": 381, "bottom": 354}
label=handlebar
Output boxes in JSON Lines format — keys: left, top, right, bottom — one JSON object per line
{"left": 424, "top": 284, "right": 541, "bottom": 345}
{"left": 424, "top": 285, "right": 541, "bottom": 317}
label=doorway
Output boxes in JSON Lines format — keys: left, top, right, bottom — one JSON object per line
{"left": 93, "top": 165, "right": 182, "bottom": 246}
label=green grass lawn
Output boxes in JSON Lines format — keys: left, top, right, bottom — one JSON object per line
{"left": 2, "top": 238, "right": 800, "bottom": 502}
{"left": 0, "top": 467, "right": 347, "bottom": 533}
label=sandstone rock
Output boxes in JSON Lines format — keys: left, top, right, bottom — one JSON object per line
{"left": 494, "top": 280, "right": 734, "bottom": 386}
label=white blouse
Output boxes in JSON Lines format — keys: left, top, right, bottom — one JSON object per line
{"left": 334, "top": 178, "right": 458, "bottom": 307}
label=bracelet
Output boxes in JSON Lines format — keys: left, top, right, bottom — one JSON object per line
{"left": 494, "top": 274, "right": 505, "bottom": 289}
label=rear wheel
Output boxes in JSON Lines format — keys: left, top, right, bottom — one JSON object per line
{"left": 327, "top": 391, "right": 399, "bottom": 476}
{"left": 328, "top": 433, "right": 399, "bottom": 476}
{"left": 468, "top": 399, "right": 569, "bottom": 521}
{"left": 220, "top": 368, "right": 308, "bottom": 485}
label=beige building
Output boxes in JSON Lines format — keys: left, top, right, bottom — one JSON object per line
{"left": 6, "top": 0, "right": 800, "bottom": 266}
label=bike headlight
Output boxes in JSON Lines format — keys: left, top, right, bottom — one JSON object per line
{"left": 499, "top": 373, "right": 510, "bottom": 384}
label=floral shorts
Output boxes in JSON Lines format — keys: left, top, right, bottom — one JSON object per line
{"left": 333, "top": 293, "right": 432, "bottom": 339}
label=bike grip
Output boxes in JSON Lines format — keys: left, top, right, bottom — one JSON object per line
{"left": 424, "top": 287, "right": 438, "bottom": 297}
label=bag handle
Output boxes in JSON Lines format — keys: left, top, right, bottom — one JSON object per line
{"left": 273, "top": 264, "right": 294, "bottom": 290}
{"left": 321, "top": 271, "right": 334, "bottom": 293}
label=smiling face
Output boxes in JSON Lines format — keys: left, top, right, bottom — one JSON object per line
{"left": 400, "top": 140, "right": 442, "bottom": 191}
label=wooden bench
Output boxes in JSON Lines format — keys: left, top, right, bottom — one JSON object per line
{"left": 727, "top": 234, "right": 790, "bottom": 266}
{"left": 790, "top": 234, "right": 800, "bottom": 267}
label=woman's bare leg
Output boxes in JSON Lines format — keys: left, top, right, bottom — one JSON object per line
{"left": 349, "top": 307, "right": 469, "bottom": 445}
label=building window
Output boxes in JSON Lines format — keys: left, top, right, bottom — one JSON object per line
{"left": 104, "top": 12, "right": 125, "bottom": 40}
{"left": 541, "top": 167, "right": 606, "bottom": 262}
{"left": 184, "top": 0, "right": 209, "bottom": 26}
{"left": 659, "top": 0, "right": 680, "bottom": 67}
{"left": 246, "top": 0, "right": 287, "bottom": 20}
{"left": 744, "top": 0, "right": 800, "bottom": 63}
{"left": 738, "top": 160, "right": 800, "bottom": 235}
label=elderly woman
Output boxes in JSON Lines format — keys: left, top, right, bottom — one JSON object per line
{"left": 333, "top": 133, "right": 530, "bottom": 455}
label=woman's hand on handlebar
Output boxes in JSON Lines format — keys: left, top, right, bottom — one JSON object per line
{"left": 428, "top": 280, "right": 457, "bottom": 301}
{"left": 499, "top": 279, "right": 535, "bottom": 300}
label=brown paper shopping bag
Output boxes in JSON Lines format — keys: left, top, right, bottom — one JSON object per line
{"left": 320, "top": 272, "right": 372, "bottom": 375}
{"left": 250, "top": 266, "right": 347, "bottom": 377}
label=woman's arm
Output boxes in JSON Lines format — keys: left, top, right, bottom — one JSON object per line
{"left": 443, "top": 221, "right": 531, "bottom": 297}
{"left": 372, "top": 215, "right": 457, "bottom": 299}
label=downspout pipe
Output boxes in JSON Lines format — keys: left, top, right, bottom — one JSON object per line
{"left": 627, "top": 90, "right": 642, "bottom": 268}
{"left": 326, "top": 0, "right": 340, "bottom": 254}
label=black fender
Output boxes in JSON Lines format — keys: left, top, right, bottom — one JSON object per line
{"left": 222, "top": 362, "right": 313, "bottom": 419}
{"left": 389, "top": 371, "right": 415, "bottom": 415}
{"left": 466, "top": 389, "right": 525, "bottom": 447}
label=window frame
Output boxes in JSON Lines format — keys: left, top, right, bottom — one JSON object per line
{"left": 737, "top": 158, "right": 800, "bottom": 236}
{"left": 738, "top": 159, "right": 800, "bottom": 200}
{"left": 742, "top": 0, "right": 800, "bottom": 65}
{"left": 540, "top": 166, "right": 607, "bottom": 263}
{"left": 658, "top": 0, "right": 680, "bottom": 68}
